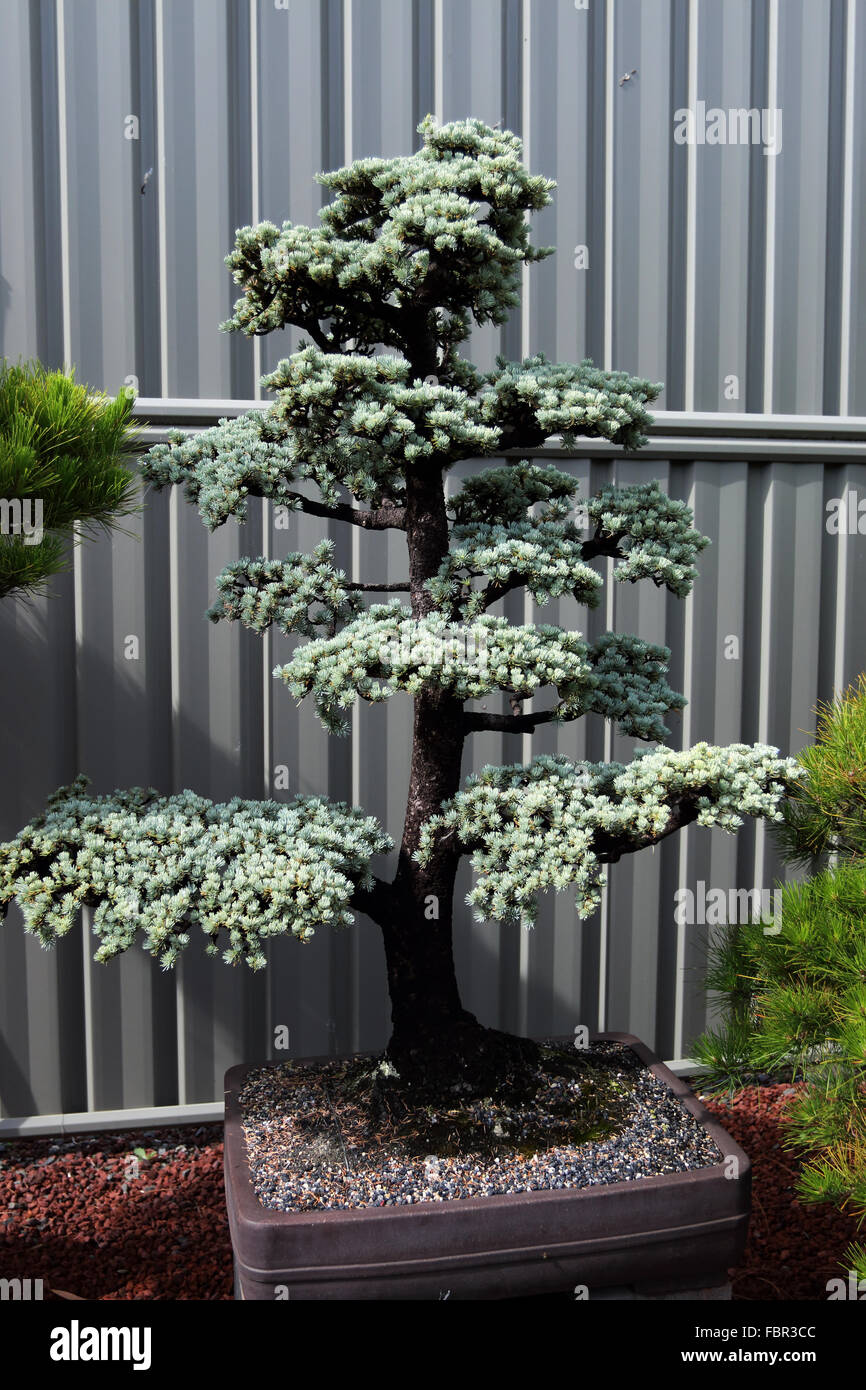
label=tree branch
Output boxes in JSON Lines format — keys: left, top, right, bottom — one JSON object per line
{"left": 420, "top": 792, "right": 713, "bottom": 901}
{"left": 480, "top": 576, "right": 526, "bottom": 609}
{"left": 496, "top": 422, "right": 549, "bottom": 454}
{"left": 349, "top": 875, "right": 392, "bottom": 925}
{"left": 297, "top": 315, "right": 339, "bottom": 353}
{"left": 580, "top": 529, "right": 625, "bottom": 562}
{"left": 344, "top": 581, "right": 411, "bottom": 592}
{"left": 593, "top": 795, "right": 704, "bottom": 863}
{"left": 281, "top": 493, "right": 406, "bottom": 530}
{"left": 463, "top": 707, "right": 563, "bottom": 734}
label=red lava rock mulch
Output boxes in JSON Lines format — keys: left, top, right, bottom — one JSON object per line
{"left": 0, "top": 1081, "right": 859, "bottom": 1300}
{"left": 0, "top": 1124, "right": 231, "bottom": 1300}
{"left": 701, "top": 1081, "right": 863, "bottom": 1301}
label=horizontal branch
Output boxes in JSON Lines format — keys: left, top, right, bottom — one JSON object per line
{"left": 247, "top": 290, "right": 343, "bottom": 351}
{"left": 496, "top": 422, "right": 549, "bottom": 453}
{"left": 593, "top": 795, "right": 704, "bottom": 863}
{"left": 345, "top": 580, "right": 411, "bottom": 592}
{"left": 463, "top": 707, "right": 563, "bottom": 734}
{"left": 425, "top": 789, "right": 707, "bottom": 874}
{"left": 283, "top": 492, "right": 406, "bottom": 530}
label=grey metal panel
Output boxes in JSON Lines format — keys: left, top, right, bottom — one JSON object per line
{"left": 131, "top": 0, "right": 163, "bottom": 399}
{"left": 744, "top": 0, "right": 770, "bottom": 413}
{"left": 848, "top": 0, "right": 866, "bottom": 414}
{"left": 159, "top": 0, "right": 235, "bottom": 397}
{"left": 56, "top": 0, "right": 136, "bottom": 391}
{"left": 603, "top": 455, "right": 672, "bottom": 1041}
{"left": 74, "top": 471, "right": 177, "bottom": 1112}
{"left": 1, "top": 0, "right": 66, "bottom": 369}
{"left": 821, "top": 0, "right": 846, "bottom": 415}
{"left": 0, "top": 1, "right": 39, "bottom": 362}
{"left": 0, "top": 567, "right": 83, "bottom": 1119}
{"left": 827, "top": 464, "right": 866, "bottom": 688}
{"left": 257, "top": 0, "right": 326, "bottom": 381}
{"left": 262, "top": 496, "right": 343, "bottom": 1061}
{"left": 613, "top": 0, "right": 673, "bottom": 395}
{"left": 673, "top": 462, "right": 750, "bottom": 1060}
{"left": 771, "top": 0, "right": 833, "bottom": 414}
{"left": 527, "top": 0, "right": 591, "bottom": 367}
{"left": 0, "top": 0, "right": 863, "bottom": 410}
{"left": 693, "top": 0, "right": 752, "bottom": 412}
{"left": 170, "top": 464, "right": 268, "bottom": 1102}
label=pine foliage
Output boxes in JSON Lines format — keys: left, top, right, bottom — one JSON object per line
{"left": 0, "top": 359, "right": 140, "bottom": 600}
{"left": 691, "top": 677, "right": 866, "bottom": 1280}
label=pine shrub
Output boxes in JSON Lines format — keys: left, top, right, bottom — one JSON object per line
{"left": 692, "top": 677, "right": 866, "bottom": 1280}
{"left": 0, "top": 359, "right": 141, "bottom": 600}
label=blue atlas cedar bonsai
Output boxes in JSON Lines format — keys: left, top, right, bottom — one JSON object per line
{"left": 0, "top": 118, "right": 802, "bottom": 1097}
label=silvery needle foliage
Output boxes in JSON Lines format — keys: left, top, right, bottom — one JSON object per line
{"left": 417, "top": 744, "right": 799, "bottom": 926}
{"left": 2, "top": 779, "right": 389, "bottom": 968}
{"left": 1, "top": 119, "right": 801, "bottom": 1031}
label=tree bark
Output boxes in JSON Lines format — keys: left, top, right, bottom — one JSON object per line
{"left": 381, "top": 466, "right": 468, "bottom": 1053}
{"left": 381, "top": 685, "right": 471, "bottom": 1049}
{"left": 377, "top": 465, "right": 539, "bottom": 1086}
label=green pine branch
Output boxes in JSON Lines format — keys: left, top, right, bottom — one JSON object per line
{"left": 0, "top": 360, "right": 142, "bottom": 601}
{"left": 691, "top": 673, "right": 866, "bottom": 1262}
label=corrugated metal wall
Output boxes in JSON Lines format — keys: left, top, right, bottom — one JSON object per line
{"left": 1, "top": 0, "right": 866, "bottom": 1126}
{"left": 1, "top": 0, "right": 864, "bottom": 410}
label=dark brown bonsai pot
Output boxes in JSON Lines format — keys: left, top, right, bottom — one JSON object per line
{"left": 224, "top": 1031, "right": 750, "bottom": 1300}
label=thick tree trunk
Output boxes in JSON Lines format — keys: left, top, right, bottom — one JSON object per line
{"left": 382, "top": 685, "right": 472, "bottom": 1049}
{"left": 378, "top": 465, "right": 539, "bottom": 1089}
{"left": 382, "top": 466, "right": 469, "bottom": 1056}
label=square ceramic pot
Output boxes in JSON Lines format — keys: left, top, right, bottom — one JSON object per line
{"left": 224, "top": 1031, "right": 750, "bottom": 1300}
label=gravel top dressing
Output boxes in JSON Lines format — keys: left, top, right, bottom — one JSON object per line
{"left": 239, "top": 1039, "right": 722, "bottom": 1212}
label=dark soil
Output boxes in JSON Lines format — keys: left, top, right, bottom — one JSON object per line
{"left": 0, "top": 1078, "right": 860, "bottom": 1300}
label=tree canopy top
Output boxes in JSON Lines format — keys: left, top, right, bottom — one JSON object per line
{"left": 220, "top": 116, "right": 557, "bottom": 360}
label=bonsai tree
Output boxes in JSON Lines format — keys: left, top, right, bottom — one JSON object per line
{"left": 0, "top": 359, "right": 140, "bottom": 601}
{"left": 0, "top": 118, "right": 801, "bottom": 1098}
{"left": 692, "top": 676, "right": 866, "bottom": 1280}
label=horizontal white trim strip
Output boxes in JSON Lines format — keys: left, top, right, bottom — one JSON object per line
{"left": 125, "top": 402, "right": 866, "bottom": 467}
{"left": 0, "top": 1101, "right": 222, "bottom": 1140}
{"left": 129, "top": 398, "right": 866, "bottom": 438}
